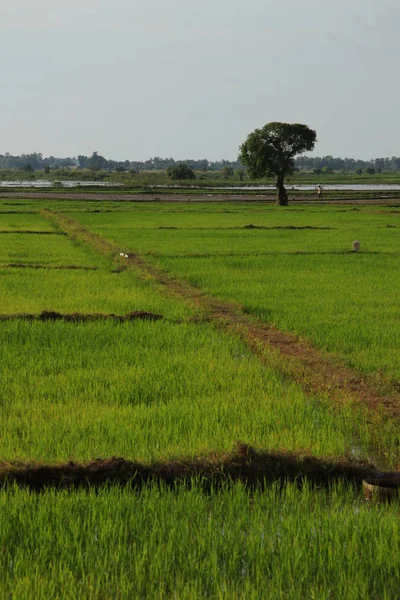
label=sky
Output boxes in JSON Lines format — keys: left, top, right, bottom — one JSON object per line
{"left": 1, "top": 0, "right": 399, "bottom": 161}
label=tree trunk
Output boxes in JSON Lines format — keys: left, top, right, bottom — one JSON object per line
{"left": 276, "top": 176, "right": 288, "bottom": 205}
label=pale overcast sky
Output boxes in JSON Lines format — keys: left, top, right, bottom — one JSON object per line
{"left": 1, "top": 0, "right": 399, "bottom": 160}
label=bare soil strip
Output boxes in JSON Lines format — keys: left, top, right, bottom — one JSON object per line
{"left": 3, "top": 190, "right": 400, "bottom": 203}
{"left": 141, "top": 251, "right": 391, "bottom": 259}
{"left": 243, "top": 224, "right": 334, "bottom": 230}
{"left": 0, "top": 310, "right": 164, "bottom": 323}
{"left": 2, "top": 263, "right": 98, "bottom": 271}
{"left": 157, "top": 225, "right": 334, "bottom": 230}
{"left": 42, "top": 210, "right": 400, "bottom": 422}
{"left": 0, "top": 444, "right": 379, "bottom": 491}
{"left": 0, "top": 230, "right": 65, "bottom": 235}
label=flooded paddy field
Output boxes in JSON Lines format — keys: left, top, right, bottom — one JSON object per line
{"left": 1, "top": 196, "right": 400, "bottom": 598}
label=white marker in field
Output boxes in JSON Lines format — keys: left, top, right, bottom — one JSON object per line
{"left": 119, "top": 252, "right": 124, "bottom": 256}
{"left": 124, "top": 254, "right": 129, "bottom": 258}
{"left": 353, "top": 241, "right": 360, "bottom": 252}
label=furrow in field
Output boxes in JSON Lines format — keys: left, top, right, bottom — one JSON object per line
{"left": 156, "top": 225, "right": 335, "bottom": 230}
{"left": 0, "top": 444, "right": 378, "bottom": 491}
{"left": 0, "top": 230, "right": 65, "bottom": 235}
{"left": 0, "top": 310, "right": 164, "bottom": 322}
{"left": 139, "top": 250, "right": 395, "bottom": 259}
{"left": 2, "top": 263, "right": 98, "bottom": 270}
{"left": 42, "top": 209, "right": 400, "bottom": 421}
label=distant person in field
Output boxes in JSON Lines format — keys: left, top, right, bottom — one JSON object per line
{"left": 315, "top": 184, "right": 323, "bottom": 200}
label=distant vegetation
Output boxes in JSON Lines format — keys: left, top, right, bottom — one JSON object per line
{"left": 2, "top": 150, "right": 400, "bottom": 176}
{"left": 166, "top": 163, "right": 196, "bottom": 180}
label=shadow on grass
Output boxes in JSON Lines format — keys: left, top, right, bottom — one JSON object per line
{"left": 0, "top": 310, "right": 164, "bottom": 322}
{"left": 0, "top": 230, "right": 65, "bottom": 235}
{"left": 0, "top": 443, "right": 382, "bottom": 492}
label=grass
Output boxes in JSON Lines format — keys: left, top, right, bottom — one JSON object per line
{"left": 1, "top": 483, "right": 400, "bottom": 599}
{"left": 73, "top": 204, "right": 400, "bottom": 383}
{"left": 0, "top": 320, "right": 375, "bottom": 462}
{"left": 0, "top": 268, "right": 191, "bottom": 318}
{"left": 0, "top": 233, "right": 102, "bottom": 267}
{"left": 0, "top": 213, "right": 55, "bottom": 231}
{"left": 2, "top": 199, "right": 400, "bottom": 598}
{"left": 155, "top": 252, "right": 400, "bottom": 383}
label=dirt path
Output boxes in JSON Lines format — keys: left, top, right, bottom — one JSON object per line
{"left": 0, "top": 310, "right": 164, "bottom": 322}
{"left": 43, "top": 209, "right": 400, "bottom": 422}
{"left": 3, "top": 190, "right": 400, "bottom": 204}
{"left": 0, "top": 444, "right": 378, "bottom": 491}
{"left": 2, "top": 191, "right": 270, "bottom": 202}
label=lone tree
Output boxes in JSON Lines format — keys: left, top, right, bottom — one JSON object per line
{"left": 239, "top": 122, "right": 317, "bottom": 205}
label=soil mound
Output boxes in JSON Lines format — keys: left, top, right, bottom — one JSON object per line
{"left": 0, "top": 444, "right": 381, "bottom": 492}
{"left": 0, "top": 230, "right": 65, "bottom": 235}
{"left": 0, "top": 311, "right": 165, "bottom": 323}
{"left": 243, "top": 224, "right": 332, "bottom": 230}
{"left": 125, "top": 311, "right": 163, "bottom": 321}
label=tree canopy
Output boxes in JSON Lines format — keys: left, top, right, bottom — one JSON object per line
{"left": 166, "top": 163, "right": 196, "bottom": 180}
{"left": 239, "top": 122, "right": 317, "bottom": 205}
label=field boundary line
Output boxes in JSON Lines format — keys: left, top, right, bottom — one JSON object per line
{"left": 0, "top": 310, "right": 165, "bottom": 322}
{"left": 42, "top": 209, "right": 400, "bottom": 423}
{"left": 1, "top": 263, "right": 98, "bottom": 271}
{"left": 0, "top": 230, "right": 66, "bottom": 235}
{"left": 0, "top": 444, "right": 378, "bottom": 491}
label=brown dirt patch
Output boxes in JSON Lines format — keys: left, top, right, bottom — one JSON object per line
{"left": 243, "top": 224, "right": 333, "bottom": 230}
{"left": 0, "top": 310, "right": 164, "bottom": 323}
{"left": 124, "top": 311, "right": 163, "bottom": 321}
{"left": 156, "top": 225, "right": 335, "bottom": 231}
{"left": 4, "top": 263, "right": 98, "bottom": 271}
{"left": 4, "top": 190, "right": 400, "bottom": 204}
{"left": 0, "top": 444, "right": 380, "bottom": 491}
{"left": 0, "top": 230, "right": 65, "bottom": 235}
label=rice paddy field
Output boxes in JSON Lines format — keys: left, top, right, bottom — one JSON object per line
{"left": 1, "top": 196, "right": 400, "bottom": 598}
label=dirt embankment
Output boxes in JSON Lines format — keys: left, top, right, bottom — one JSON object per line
{"left": 0, "top": 444, "right": 379, "bottom": 491}
{"left": 3, "top": 190, "right": 400, "bottom": 204}
{"left": 0, "top": 310, "right": 164, "bottom": 323}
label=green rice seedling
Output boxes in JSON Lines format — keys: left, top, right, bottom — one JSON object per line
{"left": 0, "top": 482, "right": 399, "bottom": 599}
{"left": 0, "top": 268, "right": 191, "bottom": 318}
{"left": 72, "top": 204, "right": 400, "bottom": 258}
{"left": 0, "top": 233, "right": 100, "bottom": 267}
{"left": 71, "top": 202, "right": 399, "bottom": 384}
{"left": 0, "top": 213, "right": 56, "bottom": 231}
{"left": 156, "top": 252, "right": 400, "bottom": 384}
{"left": 0, "top": 320, "right": 380, "bottom": 462}
{"left": 70, "top": 202, "right": 397, "bottom": 232}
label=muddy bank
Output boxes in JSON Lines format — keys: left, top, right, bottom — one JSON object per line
{"left": 0, "top": 310, "right": 164, "bottom": 322}
{"left": 3, "top": 263, "right": 98, "bottom": 271}
{"left": 3, "top": 191, "right": 400, "bottom": 204}
{"left": 0, "top": 444, "right": 381, "bottom": 492}
{"left": 0, "top": 230, "right": 65, "bottom": 235}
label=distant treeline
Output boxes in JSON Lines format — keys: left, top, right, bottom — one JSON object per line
{"left": 0, "top": 152, "right": 241, "bottom": 172}
{"left": 1, "top": 151, "right": 400, "bottom": 173}
{"left": 296, "top": 155, "right": 400, "bottom": 173}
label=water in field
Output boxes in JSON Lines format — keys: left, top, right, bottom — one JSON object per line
{"left": 1, "top": 181, "right": 400, "bottom": 190}
{"left": 0, "top": 180, "right": 122, "bottom": 188}
{"left": 213, "top": 184, "right": 400, "bottom": 191}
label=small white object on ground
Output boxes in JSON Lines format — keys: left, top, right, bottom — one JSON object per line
{"left": 353, "top": 240, "right": 360, "bottom": 252}
{"left": 124, "top": 254, "right": 129, "bottom": 258}
{"left": 119, "top": 252, "right": 124, "bottom": 256}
